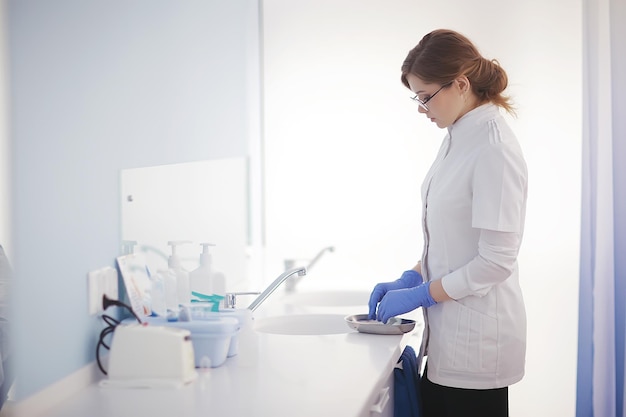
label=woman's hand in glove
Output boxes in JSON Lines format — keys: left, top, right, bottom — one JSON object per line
{"left": 367, "top": 270, "right": 423, "bottom": 319}
{"left": 376, "top": 281, "right": 437, "bottom": 324}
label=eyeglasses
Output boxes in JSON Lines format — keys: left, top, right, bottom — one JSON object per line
{"left": 410, "top": 81, "right": 453, "bottom": 111}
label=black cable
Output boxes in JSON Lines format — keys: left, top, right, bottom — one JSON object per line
{"left": 102, "top": 295, "right": 143, "bottom": 323}
{"left": 96, "top": 295, "right": 142, "bottom": 375}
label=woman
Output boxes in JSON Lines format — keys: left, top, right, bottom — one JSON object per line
{"left": 368, "top": 29, "right": 527, "bottom": 417}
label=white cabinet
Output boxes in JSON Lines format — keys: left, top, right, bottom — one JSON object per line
{"left": 365, "top": 367, "right": 394, "bottom": 417}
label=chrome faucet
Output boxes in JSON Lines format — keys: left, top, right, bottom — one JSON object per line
{"left": 307, "top": 246, "right": 335, "bottom": 270}
{"left": 284, "top": 246, "right": 334, "bottom": 292}
{"left": 247, "top": 266, "right": 307, "bottom": 312}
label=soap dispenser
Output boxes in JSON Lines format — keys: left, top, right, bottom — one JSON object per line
{"left": 189, "top": 243, "right": 226, "bottom": 297}
{"left": 168, "top": 240, "right": 192, "bottom": 305}
{"left": 189, "top": 243, "right": 215, "bottom": 295}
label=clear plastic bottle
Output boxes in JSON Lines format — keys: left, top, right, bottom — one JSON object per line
{"left": 150, "top": 269, "right": 167, "bottom": 316}
{"left": 155, "top": 268, "right": 178, "bottom": 313}
{"left": 189, "top": 243, "right": 215, "bottom": 295}
{"left": 168, "top": 240, "right": 191, "bottom": 305}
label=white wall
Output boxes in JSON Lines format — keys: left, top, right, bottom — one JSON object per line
{"left": 7, "top": 0, "right": 259, "bottom": 401}
{"left": 262, "top": 1, "right": 581, "bottom": 415}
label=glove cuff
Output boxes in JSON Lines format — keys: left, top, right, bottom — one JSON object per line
{"left": 423, "top": 281, "right": 437, "bottom": 307}
{"left": 398, "top": 270, "right": 423, "bottom": 288}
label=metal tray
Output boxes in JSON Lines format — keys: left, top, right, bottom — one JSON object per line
{"left": 345, "top": 314, "right": 416, "bottom": 335}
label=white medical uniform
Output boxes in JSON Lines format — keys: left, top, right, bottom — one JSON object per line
{"left": 420, "top": 103, "right": 528, "bottom": 389}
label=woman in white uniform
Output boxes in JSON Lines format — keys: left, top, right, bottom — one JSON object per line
{"left": 368, "top": 29, "right": 527, "bottom": 417}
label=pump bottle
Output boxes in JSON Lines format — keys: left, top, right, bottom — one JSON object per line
{"left": 189, "top": 242, "right": 226, "bottom": 296}
{"left": 168, "top": 240, "right": 192, "bottom": 305}
{"left": 150, "top": 269, "right": 168, "bottom": 316}
{"left": 189, "top": 243, "right": 214, "bottom": 295}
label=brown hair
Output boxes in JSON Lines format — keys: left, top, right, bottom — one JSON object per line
{"left": 401, "top": 29, "right": 514, "bottom": 114}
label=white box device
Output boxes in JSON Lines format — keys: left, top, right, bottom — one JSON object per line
{"left": 101, "top": 324, "right": 197, "bottom": 388}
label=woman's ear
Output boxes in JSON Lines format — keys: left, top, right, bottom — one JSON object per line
{"left": 455, "top": 76, "right": 471, "bottom": 94}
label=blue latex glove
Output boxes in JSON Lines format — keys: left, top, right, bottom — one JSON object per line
{"left": 367, "top": 270, "right": 423, "bottom": 319}
{"left": 376, "top": 281, "right": 437, "bottom": 324}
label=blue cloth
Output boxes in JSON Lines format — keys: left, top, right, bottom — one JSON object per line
{"left": 394, "top": 345, "right": 422, "bottom": 417}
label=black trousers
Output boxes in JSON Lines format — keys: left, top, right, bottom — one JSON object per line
{"left": 420, "top": 368, "right": 509, "bottom": 417}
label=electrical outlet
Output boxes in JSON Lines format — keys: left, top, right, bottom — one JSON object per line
{"left": 88, "top": 267, "right": 119, "bottom": 315}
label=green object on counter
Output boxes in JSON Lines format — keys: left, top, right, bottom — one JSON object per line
{"left": 191, "top": 292, "right": 224, "bottom": 311}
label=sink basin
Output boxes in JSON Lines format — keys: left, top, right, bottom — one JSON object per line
{"left": 283, "top": 290, "right": 370, "bottom": 307}
{"left": 253, "top": 314, "right": 351, "bottom": 335}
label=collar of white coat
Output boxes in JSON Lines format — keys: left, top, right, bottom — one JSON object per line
{"left": 445, "top": 103, "right": 501, "bottom": 150}
{"left": 447, "top": 103, "right": 500, "bottom": 134}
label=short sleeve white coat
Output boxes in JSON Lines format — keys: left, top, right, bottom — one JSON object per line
{"left": 419, "top": 104, "right": 528, "bottom": 389}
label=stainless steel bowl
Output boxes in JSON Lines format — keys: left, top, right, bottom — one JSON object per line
{"left": 344, "top": 314, "right": 416, "bottom": 335}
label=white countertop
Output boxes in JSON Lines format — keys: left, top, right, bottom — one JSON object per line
{"left": 33, "top": 282, "right": 424, "bottom": 417}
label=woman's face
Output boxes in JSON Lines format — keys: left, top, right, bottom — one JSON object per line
{"left": 406, "top": 73, "right": 466, "bottom": 129}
